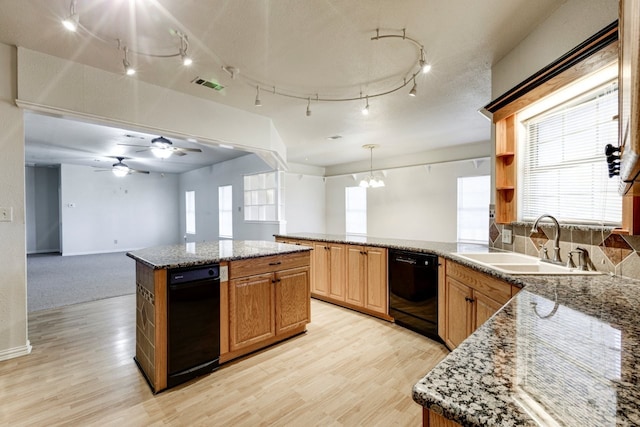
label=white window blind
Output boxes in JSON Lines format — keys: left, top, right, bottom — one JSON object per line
{"left": 457, "top": 175, "right": 490, "bottom": 243}
{"left": 345, "top": 186, "right": 366, "bottom": 235}
{"left": 218, "top": 185, "right": 233, "bottom": 238}
{"left": 185, "top": 191, "right": 196, "bottom": 234}
{"left": 521, "top": 80, "right": 621, "bottom": 225}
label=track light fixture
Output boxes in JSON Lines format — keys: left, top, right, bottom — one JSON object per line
{"left": 62, "top": 1, "right": 194, "bottom": 75}
{"left": 122, "top": 46, "right": 135, "bottom": 76}
{"left": 230, "top": 28, "right": 430, "bottom": 113}
{"left": 62, "top": 0, "right": 79, "bottom": 32}
{"left": 409, "top": 78, "right": 417, "bottom": 96}
{"left": 306, "top": 98, "right": 312, "bottom": 117}
{"left": 362, "top": 96, "right": 370, "bottom": 116}
{"left": 177, "top": 31, "right": 192, "bottom": 66}
{"left": 255, "top": 86, "right": 262, "bottom": 107}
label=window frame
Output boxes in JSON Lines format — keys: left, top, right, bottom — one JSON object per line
{"left": 243, "top": 171, "right": 284, "bottom": 223}
{"left": 345, "top": 186, "right": 367, "bottom": 235}
{"left": 218, "top": 185, "right": 233, "bottom": 239}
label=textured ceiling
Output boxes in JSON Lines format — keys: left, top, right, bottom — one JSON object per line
{"left": 0, "top": 0, "right": 565, "bottom": 172}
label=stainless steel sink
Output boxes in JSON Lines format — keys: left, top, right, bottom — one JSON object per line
{"left": 452, "top": 252, "right": 601, "bottom": 275}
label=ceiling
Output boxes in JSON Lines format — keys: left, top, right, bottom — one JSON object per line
{"left": 0, "top": 0, "right": 564, "bottom": 173}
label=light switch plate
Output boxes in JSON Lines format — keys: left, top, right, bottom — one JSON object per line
{"left": 0, "top": 207, "right": 13, "bottom": 222}
{"left": 502, "top": 228, "right": 513, "bottom": 244}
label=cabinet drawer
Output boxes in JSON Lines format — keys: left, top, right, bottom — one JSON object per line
{"left": 229, "top": 251, "right": 310, "bottom": 279}
{"left": 446, "top": 261, "right": 511, "bottom": 304}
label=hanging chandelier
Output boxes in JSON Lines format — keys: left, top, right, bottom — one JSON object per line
{"left": 360, "top": 144, "right": 385, "bottom": 188}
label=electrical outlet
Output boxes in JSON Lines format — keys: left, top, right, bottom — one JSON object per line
{"left": 0, "top": 207, "right": 13, "bottom": 222}
{"left": 502, "top": 228, "right": 513, "bottom": 244}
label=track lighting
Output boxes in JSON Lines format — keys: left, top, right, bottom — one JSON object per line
{"left": 306, "top": 98, "right": 312, "bottom": 117}
{"left": 122, "top": 47, "right": 135, "bottom": 76}
{"left": 419, "top": 49, "right": 431, "bottom": 74}
{"left": 255, "top": 86, "right": 262, "bottom": 107}
{"left": 409, "top": 78, "right": 417, "bottom": 96}
{"left": 62, "top": 0, "right": 79, "bottom": 32}
{"left": 177, "top": 32, "right": 192, "bottom": 66}
{"left": 362, "top": 96, "right": 370, "bottom": 116}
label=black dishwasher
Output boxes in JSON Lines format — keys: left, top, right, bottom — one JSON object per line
{"left": 167, "top": 264, "right": 220, "bottom": 388}
{"left": 388, "top": 250, "right": 441, "bottom": 342}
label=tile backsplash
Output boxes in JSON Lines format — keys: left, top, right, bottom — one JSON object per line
{"left": 488, "top": 204, "right": 640, "bottom": 280}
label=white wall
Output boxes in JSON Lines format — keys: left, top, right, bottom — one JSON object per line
{"left": 491, "top": 0, "right": 618, "bottom": 98}
{"left": 0, "top": 43, "right": 29, "bottom": 360}
{"left": 326, "top": 157, "right": 491, "bottom": 242}
{"left": 60, "top": 164, "right": 180, "bottom": 255}
{"left": 179, "top": 154, "right": 282, "bottom": 242}
{"left": 284, "top": 173, "right": 326, "bottom": 234}
{"left": 25, "top": 166, "right": 60, "bottom": 254}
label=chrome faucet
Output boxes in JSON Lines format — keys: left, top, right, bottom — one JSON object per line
{"left": 531, "top": 214, "right": 562, "bottom": 264}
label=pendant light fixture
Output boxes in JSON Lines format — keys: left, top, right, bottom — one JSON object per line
{"left": 359, "top": 144, "right": 385, "bottom": 188}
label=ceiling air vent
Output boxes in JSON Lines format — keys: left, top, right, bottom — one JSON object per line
{"left": 192, "top": 77, "right": 224, "bottom": 91}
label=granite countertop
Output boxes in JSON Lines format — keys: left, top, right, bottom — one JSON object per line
{"left": 277, "top": 233, "right": 640, "bottom": 426}
{"left": 126, "top": 240, "right": 312, "bottom": 269}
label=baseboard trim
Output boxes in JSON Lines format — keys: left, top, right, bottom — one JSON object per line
{"left": 0, "top": 340, "right": 32, "bottom": 361}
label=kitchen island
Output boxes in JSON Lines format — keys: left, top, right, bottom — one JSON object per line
{"left": 127, "top": 240, "right": 312, "bottom": 393}
{"left": 276, "top": 233, "right": 640, "bottom": 426}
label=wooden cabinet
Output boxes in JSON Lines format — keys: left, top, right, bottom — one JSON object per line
{"left": 223, "top": 251, "right": 311, "bottom": 361}
{"left": 312, "top": 242, "right": 346, "bottom": 299}
{"left": 229, "top": 273, "right": 275, "bottom": 351}
{"left": 346, "top": 246, "right": 388, "bottom": 315}
{"left": 442, "top": 260, "right": 513, "bottom": 349}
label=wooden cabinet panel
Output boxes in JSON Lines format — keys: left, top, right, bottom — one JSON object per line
{"left": 475, "top": 291, "right": 503, "bottom": 329}
{"left": 229, "top": 251, "right": 309, "bottom": 279}
{"left": 328, "top": 244, "right": 346, "bottom": 301}
{"left": 275, "top": 266, "right": 310, "bottom": 335}
{"left": 437, "top": 257, "right": 446, "bottom": 341}
{"left": 229, "top": 273, "right": 275, "bottom": 351}
{"left": 345, "top": 246, "right": 365, "bottom": 305}
{"left": 365, "top": 246, "right": 387, "bottom": 314}
{"left": 444, "top": 277, "right": 473, "bottom": 349}
{"left": 312, "top": 242, "right": 330, "bottom": 296}
{"left": 447, "top": 262, "right": 511, "bottom": 305}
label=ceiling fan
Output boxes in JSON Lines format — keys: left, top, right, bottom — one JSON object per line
{"left": 118, "top": 136, "right": 202, "bottom": 158}
{"left": 94, "top": 157, "right": 150, "bottom": 177}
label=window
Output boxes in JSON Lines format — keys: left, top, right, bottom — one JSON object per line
{"left": 218, "top": 185, "right": 233, "bottom": 238}
{"left": 244, "top": 171, "right": 283, "bottom": 221}
{"left": 519, "top": 76, "right": 621, "bottom": 225}
{"left": 457, "top": 176, "right": 490, "bottom": 243}
{"left": 345, "top": 186, "right": 366, "bottom": 235}
{"left": 185, "top": 190, "right": 195, "bottom": 235}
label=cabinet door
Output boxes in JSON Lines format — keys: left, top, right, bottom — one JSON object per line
{"left": 364, "top": 246, "right": 387, "bottom": 314}
{"left": 312, "top": 242, "right": 329, "bottom": 296}
{"left": 474, "top": 291, "right": 503, "bottom": 330}
{"left": 345, "top": 245, "right": 365, "bottom": 306}
{"left": 328, "top": 244, "right": 346, "bottom": 301}
{"left": 229, "top": 273, "right": 275, "bottom": 351}
{"left": 444, "top": 277, "right": 473, "bottom": 350}
{"left": 275, "top": 266, "right": 310, "bottom": 335}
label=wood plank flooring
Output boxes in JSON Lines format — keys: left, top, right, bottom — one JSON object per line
{"left": 0, "top": 296, "right": 448, "bottom": 426}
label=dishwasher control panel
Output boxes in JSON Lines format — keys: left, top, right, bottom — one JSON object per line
{"left": 169, "top": 264, "right": 220, "bottom": 284}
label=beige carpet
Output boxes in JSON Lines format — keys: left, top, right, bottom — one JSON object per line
{"left": 27, "top": 252, "right": 136, "bottom": 312}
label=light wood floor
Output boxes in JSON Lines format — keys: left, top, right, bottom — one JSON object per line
{"left": 0, "top": 296, "right": 448, "bottom": 426}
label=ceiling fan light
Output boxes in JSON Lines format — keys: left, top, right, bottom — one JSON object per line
{"left": 112, "top": 165, "right": 129, "bottom": 177}
{"left": 152, "top": 147, "right": 173, "bottom": 159}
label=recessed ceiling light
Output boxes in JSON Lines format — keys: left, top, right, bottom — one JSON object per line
{"left": 327, "top": 135, "right": 342, "bottom": 141}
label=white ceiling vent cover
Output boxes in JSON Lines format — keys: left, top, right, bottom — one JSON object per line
{"left": 191, "top": 77, "right": 225, "bottom": 91}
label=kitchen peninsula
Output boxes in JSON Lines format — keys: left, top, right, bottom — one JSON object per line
{"left": 127, "top": 240, "right": 311, "bottom": 393}
{"left": 275, "top": 233, "right": 640, "bottom": 426}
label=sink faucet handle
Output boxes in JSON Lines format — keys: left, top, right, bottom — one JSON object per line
{"left": 539, "top": 243, "right": 549, "bottom": 259}
{"left": 571, "top": 247, "right": 589, "bottom": 270}
{"left": 566, "top": 252, "right": 576, "bottom": 268}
